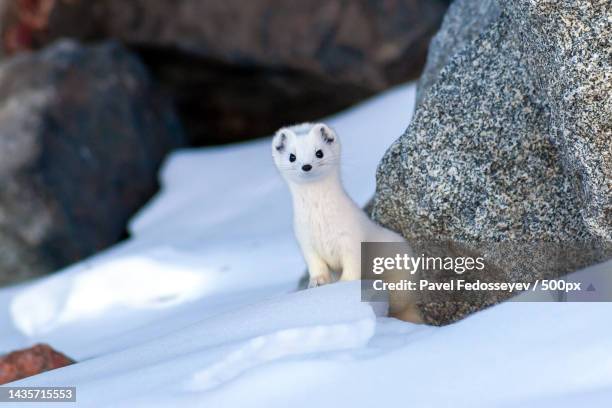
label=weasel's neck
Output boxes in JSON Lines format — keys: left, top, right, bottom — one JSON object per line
{"left": 287, "top": 170, "right": 353, "bottom": 207}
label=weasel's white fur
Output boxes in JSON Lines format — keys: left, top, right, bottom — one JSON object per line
{"left": 271, "top": 122, "right": 406, "bottom": 288}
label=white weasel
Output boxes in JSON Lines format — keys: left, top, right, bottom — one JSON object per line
{"left": 271, "top": 122, "right": 406, "bottom": 288}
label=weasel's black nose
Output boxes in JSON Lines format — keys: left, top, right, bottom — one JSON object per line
{"left": 302, "top": 164, "right": 312, "bottom": 172}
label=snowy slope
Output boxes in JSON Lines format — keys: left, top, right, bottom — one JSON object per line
{"left": 1, "top": 83, "right": 612, "bottom": 407}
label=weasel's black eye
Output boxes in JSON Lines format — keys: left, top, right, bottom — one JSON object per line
{"left": 289, "top": 153, "right": 296, "bottom": 162}
{"left": 315, "top": 150, "right": 324, "bottom": 159}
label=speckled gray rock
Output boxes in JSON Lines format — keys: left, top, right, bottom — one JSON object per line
{"left": 416, "top": 0, "right": 500, "bottom": 106}
{"left": 0, "top": 40, "right": 184, "bottom": 285}
{"left": 372, "top": 0, "right": 611, "bottom": 325}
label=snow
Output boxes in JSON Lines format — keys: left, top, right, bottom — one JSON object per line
{"left": 1, "top": 82, "right": 611, "bottom": 407}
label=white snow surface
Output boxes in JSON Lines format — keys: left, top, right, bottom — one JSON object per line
{"left": 1, "top": 82, "right": 612, "bottom": 407}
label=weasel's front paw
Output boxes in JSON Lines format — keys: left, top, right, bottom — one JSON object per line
{"left": 307, "top": 275, "right": 331, "bottom": 288}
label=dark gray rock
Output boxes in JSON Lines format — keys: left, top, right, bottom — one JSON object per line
{"left": 1, "top": 0, "right": 449, "bottom": 145}
{"left": 372, "top": 0, "right": 611, "bottom": 325}
{"left": 0, "top": 40, "right": 184, "bottom": 285}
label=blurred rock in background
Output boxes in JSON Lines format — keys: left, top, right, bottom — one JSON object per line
{"left": 1, "top": 0, "right": 450, "bottom": 145}
{"left": 0, "top": 40, "right": 184, "bottom": 285}
{"left": 372, "top": 0, "right": 611, "bottom": 325}
{"left": 0, "top": 1, "right": 449, "bottom": 284}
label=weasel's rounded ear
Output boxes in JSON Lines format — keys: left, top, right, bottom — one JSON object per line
{"left": 315, "top": 123, "right": 335, "bottom": 144}
{"left": 273, "top": 131, "right": 287, "bottom": 152}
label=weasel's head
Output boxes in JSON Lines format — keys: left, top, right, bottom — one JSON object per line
{"left": 272, "top": 123, "right": 340, "bottom": 184}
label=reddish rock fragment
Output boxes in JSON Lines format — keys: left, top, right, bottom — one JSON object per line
{"left": 0, "top": 344, "right": 74, "bottom": 384}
